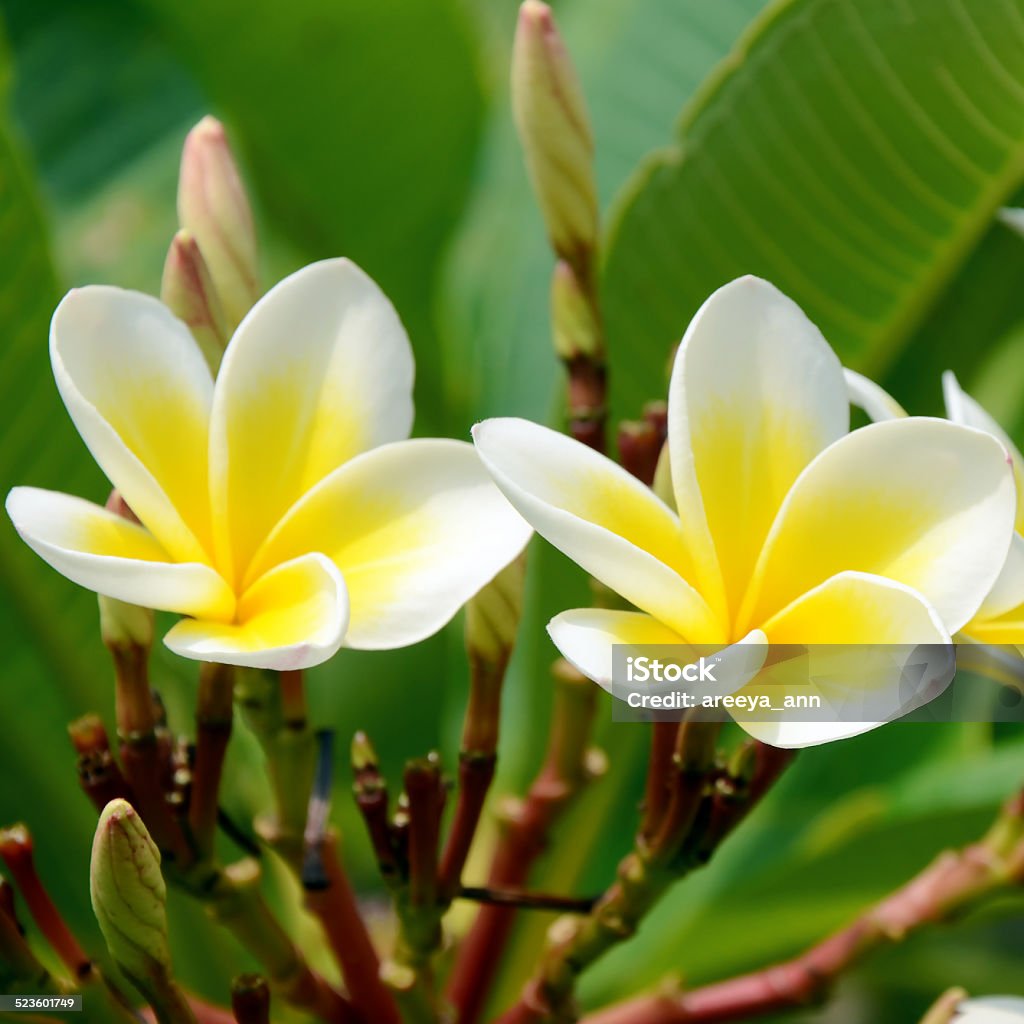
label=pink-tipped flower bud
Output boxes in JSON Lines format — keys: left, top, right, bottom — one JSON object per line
{"left": 511, "top": 1, "right": 598, "bottom": 269}
{"left": 161, "top": 229, "right": 230, "bottom": 372}
{"left": 177, "top": 116, "right": 259, "bottom": 332}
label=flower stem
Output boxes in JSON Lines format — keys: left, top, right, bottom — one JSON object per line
{"left": 200, "top": 859, "right": 355, "bottom": 1023}
{"left": 110, "top": 640, "right": 190, "bottom": 865}
{"left": 304, "top": 832, "right": 401, "bottom": 1024}
{"left": 230, "top": 974, "right": 270, "bottom": 1024}
{"left": 0, "top": 826, "right": 94, "bottom": 982}
{"left": 447, "top": 660, "right": 601, "bottom": 1024}
{"left": 580, "top": 787, "right": 1024, "bottom": 1024}
{"left": 238, "top": 669, "right": 398, "bottom": 1023}
{"left": 457, "top": 887, "right": 597, "bottom": 914}
{"left": 189, "top": 663, "right": 235, "bottom": 860}
{"left": 494, "top": 742, "right": 794, "bottom": 1024}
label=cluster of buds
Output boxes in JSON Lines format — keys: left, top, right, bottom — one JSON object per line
{"left": 163, "top": 116, "right": 261, "bottom": 369}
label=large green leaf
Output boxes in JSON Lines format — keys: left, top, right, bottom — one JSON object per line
{"left": 135, "top": 0, "right": 486, "bottom": 434}
{"left": 603, "top": 0, "right": 1024, "bottom": 413}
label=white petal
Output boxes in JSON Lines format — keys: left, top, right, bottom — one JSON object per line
{"left": 209, "top": 258, "right": 414, "bottom": 584}
{"left": 473, "top": 417, "right": 721, "bottom": 642}
{"left": 164, "top": 554, "right": 347, "bottom": 669}
{"left": 958, "top": 996, "right": 1024, "bottom": 1022}
{"left": 944, "top": 370, "right": 1024, "bottom": 532}
{"left": 738, "top": 572, "right": 953, "bottom": 748}
{"left": 976, "top": 531, "right": 1024, "bottom": 621}
{"left": 844, "top": 368, "right": 907, "bottom": 421}
{"left": 245, "top": 439, "right": 531, "bottom": 650}
{"left": 741, "top": 419, "right": 1016, "bottom": 636}
{"left": 548, "top": 608, "right": 765, "bottom": 698}
{"left": 6, "top": 487, "right": 233, "bottom": 619}
{"left": 51, "top": 287, "right": 214, "bottom": 562}
{"left": 547, "top": 609, "right": 688, "bottom": 692}
{"left": 668, "top": 276, "right": 848, "bottom": 621}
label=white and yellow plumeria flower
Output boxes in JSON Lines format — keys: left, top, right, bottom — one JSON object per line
{"left": 847, "top": 367, "right": 1024, "bottom": 645}
{"left": 474, "top": 277, "right": 1016, "bottom": 748}
{"left": 6, "top": 259, "right": 531, "bottom": 671}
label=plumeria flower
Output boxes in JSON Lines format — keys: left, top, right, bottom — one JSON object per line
{"left": 474, "top": 277, "right": 1016, "bottom": 747}
{"left": 6, "top": 259, "right": 531, "bottom": 670}
{"left": 847, "top": 368, "right": 1024, "bottom": 646}
{"left": 954, "top": 996, "right": 1024, "bottom": 1022}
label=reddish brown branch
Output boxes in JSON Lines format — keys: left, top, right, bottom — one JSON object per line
{"left": 582, "top": 787, "right": 1024, "bottom": 1024}
{"left": 447, "top": 661, "right": 600, "bottom": 1024}
{"left": 495, "top": 744, "right": 795, "bottom": 1024}
{"left": 231, "top": 974, "right": 270, "bottom": 1024}
{"left": 0, "top": 826, "right": 94, "bottom": 982}
{"left": 189, "top": 663, "right": 235, "bottom": 859}
{"left": 304, "top": 832, "right": 401, "bottom": 1024}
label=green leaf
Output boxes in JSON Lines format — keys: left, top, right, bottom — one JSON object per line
{"left": 135, "top": 0, "right": 486, "bottom": 434}
{"left": 603, "top": 0, "right": 1024, "bottom": 415}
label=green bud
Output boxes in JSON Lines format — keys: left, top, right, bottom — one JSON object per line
{"left": 161, "top": 229, "right": 230, "bottom": 372}
{"left": 551, "top": 259, "right": 603, "bottom": 361}
{"left": 464, "top": 553, "right": 526, "bottom": 667}
{"left": 350, "top": 730, "right": 379, "bottom": 774}
{"left": 98, "top": 595, "right": 154, "bottom": 652}
{"left": 511, "top": 1, "right": 598, "bottom": 267}
{"left": 90, "top": 799, "right": 171, "bottom": 982}
{"left": 177, "top": 116, "right": 260, "bottom": 332}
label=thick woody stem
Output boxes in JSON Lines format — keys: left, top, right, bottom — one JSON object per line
{"left": 495, "top": 743, "right": 794, "bottom": 1024}
{"left": 189, "top": 664, "right": 235, "bottom": 860}
{"left": 304, "top": 832, "right": 401, "bottom": 1024}
{"left": 111, "top": 644, "right": 190, "bottom": 864}
{"left": 437, "top": 660, "right": 503, "bottom": 898}
{"left": 447, "top": 660, "right": 601, "bottom": 1024}
{"left": 580, "top": 789, "right": 1024, "bottom": 1024}
{"left": 439, "top": 555, "right": 525, "bottom": 900}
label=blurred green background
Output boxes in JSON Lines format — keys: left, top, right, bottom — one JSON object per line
{"left": 1, "top": 0, "right": 1024, "bottom": 1020}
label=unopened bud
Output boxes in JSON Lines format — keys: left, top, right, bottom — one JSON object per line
{"left": 512, "top": 1, "right": 598, "bottom": 268}
{"left": 178, "top": 116, "right": 259, "bottom": 331}
{"left": 90, "top": 800, "right": 171, "bottom": 982}
{"left": 465, "top": 553, "right": 527, "bottom": 667}
{"left": 350, "top": 731, "right": 379, "bottom": 774}
{"left": 551, "top": 259, "right": 602, "bottom": 361}
{"left": 161, "top": 229, "right": 230, "bottom": 372}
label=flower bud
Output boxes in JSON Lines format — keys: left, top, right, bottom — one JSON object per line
{"left": 161, "top": 229, "right": 230, "bottom": 372}
{"left": 177, "top": 116, "right": 259, "bottom": 332}
{"left": 464, "top": 554, "right": 526, "bottom": 668}
{"left": 511, "top": 1, "right": 598, "bottom": 267}
{"left": 90, "top": 799, "right": 171, "bottom": 983}
{"left": 551, "top": 259, "right": 603, "bottom": 361}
